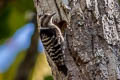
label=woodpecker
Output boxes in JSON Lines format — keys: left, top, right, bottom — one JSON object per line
{"left": 39, "top": 13, "right": 68, "bottom": 76}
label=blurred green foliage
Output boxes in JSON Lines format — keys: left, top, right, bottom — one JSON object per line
{"left": 15, "top": 0, "right": 34, "bottom": 12}
{"left": 44, "top": 75, "right": 54, "bottom": 80}
{"left": 0, "top": 6, "right": 11, "bottom": 40}
{"left": 0, "top": 0, "right": 34, "bottom": 43}
{"left": 32, "top": 53, "right": 52, "bottom": 80}
{"left": 3, "top": 51, "right": 27, "bottom": 80}
{"left": 0, "top": 0, "right": 52, "bottom": 80}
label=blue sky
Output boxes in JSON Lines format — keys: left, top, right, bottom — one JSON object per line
{"left": 0, "top": 23, "right": 44, "bottom": 73}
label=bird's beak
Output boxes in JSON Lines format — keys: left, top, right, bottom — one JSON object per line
{"left": 50, "top": 12, "right": 56, "bottom": 17}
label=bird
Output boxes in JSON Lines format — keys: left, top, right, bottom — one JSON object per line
{"left": 39, "top": 13, "right": 68, "bottom": 76}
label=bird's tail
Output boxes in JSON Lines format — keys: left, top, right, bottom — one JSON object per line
{"left": 58, "top": 64, "right": 68, "bottom": 76}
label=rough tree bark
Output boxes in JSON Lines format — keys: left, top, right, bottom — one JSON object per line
{"left": 33, "top": 0, "right": 120, "bottom": 80}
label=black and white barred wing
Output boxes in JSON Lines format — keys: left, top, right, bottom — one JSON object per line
{"left": 40, "top": 28, "right": 67, "bottom": 75}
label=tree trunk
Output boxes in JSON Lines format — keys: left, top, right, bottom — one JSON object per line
{"left": 33, "top": 0, "right": 120, "bottom": 80}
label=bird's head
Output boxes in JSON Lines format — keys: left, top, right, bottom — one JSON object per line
{"left": 40, "top": 13, "right": 56, "bottom": 27}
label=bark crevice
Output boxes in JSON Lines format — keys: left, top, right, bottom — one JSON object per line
{"left": 33, "top": 0, "right": 120, "bottom": 79}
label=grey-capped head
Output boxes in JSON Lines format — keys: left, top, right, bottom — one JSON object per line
{"left": 40, "top": 13, "right": 56, "bottom": 27}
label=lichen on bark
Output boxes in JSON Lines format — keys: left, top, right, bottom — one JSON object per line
{"left": 33, "top": 0, "right": 120, "bottom": 80}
